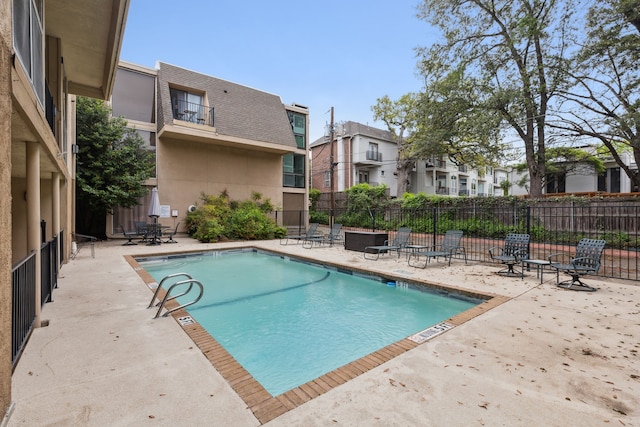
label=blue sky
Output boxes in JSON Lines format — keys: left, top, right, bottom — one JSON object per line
{"left": 120, "top": 0, "right": 439, "bottom": 142}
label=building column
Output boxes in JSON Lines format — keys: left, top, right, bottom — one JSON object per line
{"left": 26, "top": 142, "right": 42, "bottom": 326}
{"left": 0, "top": 0, "right": 13, "bottom": 416}
{"left": 52, "top": 172, "right": 60, "bottom": 257}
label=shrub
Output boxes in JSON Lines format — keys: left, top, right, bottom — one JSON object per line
{"left": 185, "top": 191, "right": 285, "bottom": 242}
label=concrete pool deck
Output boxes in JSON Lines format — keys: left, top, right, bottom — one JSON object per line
{"left": 8, "top": 237, "right": 640, "bottom": 426}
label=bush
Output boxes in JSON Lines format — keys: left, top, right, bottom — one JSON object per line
{"left": 185, "top": 191, "right": 285, "bottom": 242}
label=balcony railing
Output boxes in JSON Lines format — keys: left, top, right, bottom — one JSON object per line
{"left": 366, "top": 151, "right": 382, "bottom": 162}
{"left": 173, "top": 100, "right": 214, "bottom": 127}
{"left": 426, "top": 158, "right": 447, "bottom": 168}
{"left": 436, "top": 187, "right": 450, "bottom": 195}
{"left": 458, "top": 165, "right": 468, "bottom": 173}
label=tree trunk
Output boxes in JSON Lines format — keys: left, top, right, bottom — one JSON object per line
{"left": 396, "top": 159, "right": 415, "bottom": 196}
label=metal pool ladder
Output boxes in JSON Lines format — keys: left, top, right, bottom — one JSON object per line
{"left": 148, "top": 273, "right": 204, "bottom": 319}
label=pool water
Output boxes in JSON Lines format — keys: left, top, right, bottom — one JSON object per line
{"left": 139, "top": 250, "right": 479, "bottom": 396}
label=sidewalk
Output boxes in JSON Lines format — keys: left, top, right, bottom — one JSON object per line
{"left": 8, "top": 238, "right": 640, "bottom": 426}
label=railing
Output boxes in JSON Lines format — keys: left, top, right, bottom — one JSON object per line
{"left": 458, "top": 165, "right": 468, "bottom": 173}
{"left": 172, "top": 99, "right": 214, "bottom": 127}
{"left": 366, "top": 150, "right": 382, "bottom": 162}
{"left": 459, "top": 189, "right": 470, "bottom": 196}
{"left": 292, "top": 203, "right": 640, "bottom": 281}
{"left": 436, "top": 187, "right": 450, "bottom": 195}
{"left": 426, "top": 159, "right": 447, "bottom": 168}
{"left": 12, "top": 252, "right": 37, "bottom": 369}
{"left": 41, "top": 236, "right": 59, "bottom": 305}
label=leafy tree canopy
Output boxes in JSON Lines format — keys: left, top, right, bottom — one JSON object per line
{"left": 76, "top": 96, "right": 155, "bottom": 236}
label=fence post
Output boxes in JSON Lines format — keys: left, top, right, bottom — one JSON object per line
{"left": 432, "top": 207, "right": 437, "bottom": 248}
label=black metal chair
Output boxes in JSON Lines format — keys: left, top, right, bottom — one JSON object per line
{"left": 280, "top": 223, "right": 321, "bottom": 245}
{"left": 408, "top": 230, "right": 467, "bottom": 268}
{"left": 363, "top": 227, "right": 412, "bottom": 260}
{"left": 120, "top": 224, "right": 138, "bottom": 246}
{"left": 489, "top": 233, "right": 530, "bottom": 277}
{"left": 163, "top": 222, "right": 180, "bottom": 243}
{"left": 303, "top": 223, "right": 344, "bottom": 248}
{"left": 548, "top": 238, "right": 606, "bottom": 292}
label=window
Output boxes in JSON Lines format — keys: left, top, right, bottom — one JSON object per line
{"left": 13, "top": 0, "right": 44, "bottom": 107}
{"left": 288, "top": 112, "right": 306, "bottom": 149}
{"left": 170, "top": 88, "right": 205, "bottom": 123}
{"left": 367, "top": 143, "right": 380, "bottom": 161}
{"left": 451, "top": 176, "right": 458, "bottom": 191}
{"left": 599, "top": 167, "right": 621, "bottom": 193}
{"left": 324, "top": 171, "right": 330, "bottom": 188}
{"left": 113, "top": 69, "right": 156, "bottom": 122}
{"left": 283, "top": 153, "right": 305, "bottom": 188}
{"left": 359, "top": 171, "right": 369, "bottom": 184}
{"left": 546, "top": 174, "right": 566, "bottom": 193}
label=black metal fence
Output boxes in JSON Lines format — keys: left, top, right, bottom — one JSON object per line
{"left": 41, "top": 235, "right": 59, "bottom": 305}
{"left": 277, "top": 204, "right": 640, "bottom": 281}
{"left": 12, "top": 234, "right": 61, "bottom": 369}
{"left": 12, "top": 252, "right": 36, "bottom": 370}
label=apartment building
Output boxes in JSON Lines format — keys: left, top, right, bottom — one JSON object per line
{"left": 310, "top": 121, "right": 498, "bottom": 197}
{"left": 504, "top": 150, "right": 638, "bottom": 196}
{"left": 2, "top": 0, "right": 129, "bottom": 419}
{"left": 109, "top": 62, "right": 309, "bottom": 235}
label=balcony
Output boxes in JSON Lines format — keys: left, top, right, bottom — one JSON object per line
{"left": 425, "top": 158, "right": 447, "bottom": 168}
{"left": 458, "top": 165, "right": 468, "bottom": 173}
{"left": 173, "top": 99, "right": 214, "bottom": 127}
{"left": 366, "top": 150, "right": 382, "bottom": 162}
{"left": 459, "top": 189, "right": 470, "bottom": 196}
{"left": 436, "top": 187, "right": 450, "bottom": 195}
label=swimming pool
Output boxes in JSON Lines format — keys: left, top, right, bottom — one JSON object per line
{"left": 137, "top": 249, "right": 481, "bottom": 396}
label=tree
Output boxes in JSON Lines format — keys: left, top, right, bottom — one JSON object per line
{"left": 552, "top": 0, "right": 640, "bottom": 190}
{"left": 76, "top": 96, "right": 155, "bottom": 238}
{"left": 412, "top": 66, "right": 508, "bottom": 169}
{"left": 371, "top": 94, "right": 419, "bottom": 196}
{"left": 416, "top": 0, "right": 579, "bottom": 197}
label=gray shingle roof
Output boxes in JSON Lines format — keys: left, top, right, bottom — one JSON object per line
{"left": 157, "top": 63, "right": 297, "bottom": 148}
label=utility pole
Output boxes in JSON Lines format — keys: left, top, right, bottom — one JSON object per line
{"left": 329, "top": 106, "right": 335, "bottom": 230}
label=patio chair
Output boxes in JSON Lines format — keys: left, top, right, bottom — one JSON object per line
{"left": 407, "top": 230, "right": 466, "bottom": 268}
{"left": 120, "top": 224, "right": 138, "bottom": 246}
{"left": 548, "top": 238, "right": 606, "bottom": 292}
{"left": 303, "top": 223, "right": 344, "bottom": 248}
{"left": 280, "top": 223, "right": 320, "bottom": 245}
{"left": 363, "top": 227, "right": 412, "bottom": 260}
{"left": 163, "top": 222, "right": 180, "bottom": 243}
{"left": 134, "top": 221, "right": 148, "bottom": 241}
{"left": 489, "top": 233, "right": 530, "bottom": 277}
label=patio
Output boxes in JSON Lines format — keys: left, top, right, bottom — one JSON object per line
{"left": 8, "top": 237, "right": 639, "bottom": 426}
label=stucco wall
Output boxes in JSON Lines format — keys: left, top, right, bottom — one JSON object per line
{"left": 157, "top": 139, "right": 284, "bottom": 224}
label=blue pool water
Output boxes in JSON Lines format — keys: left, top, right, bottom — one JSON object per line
{"left": 138, "top": 249, "right": 479, "bottom": 396}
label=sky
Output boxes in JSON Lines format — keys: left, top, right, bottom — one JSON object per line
{"left": 119, "top": 0, "right": 440, "bottom": 143}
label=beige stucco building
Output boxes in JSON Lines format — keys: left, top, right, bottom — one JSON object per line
{"left": 2, "top": 0, "right": 129, "bottom": 421}
{"left": 109, "top": 62, "right": 310, "bottom": 236}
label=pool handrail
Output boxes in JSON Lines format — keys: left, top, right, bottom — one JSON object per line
{"left": 154, "top": 279, "right": 204, "bottom": 319}
{"left": 148, "top": 272, "right": 194, "bottom": 309}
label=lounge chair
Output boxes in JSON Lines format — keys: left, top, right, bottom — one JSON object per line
{"left": 408, "top": 230, "right": 466, "bottom": 268}
{"left": 489, "top": 233, "right": 530, "bottom": 277}
{"left": 120, "top": 224, "right": 138, "bottom": 246}
{"left": 163, "top": 222, "right": 180, "bottom": 243}
{"left": 280, "top": 223, "right": 321, "bottom": 245}
{"left": 363, "top": 227, "right": 412, "bottom": 260}
{"left": 548, "top": 238, "right": 606, "bottom": 292}
{"left": 303, "top": 223, "right": 343, "bottom": 248}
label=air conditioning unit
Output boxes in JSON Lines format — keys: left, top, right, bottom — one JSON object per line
{"left": 188, "top": 205, "right": 197, "bottom": 213}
